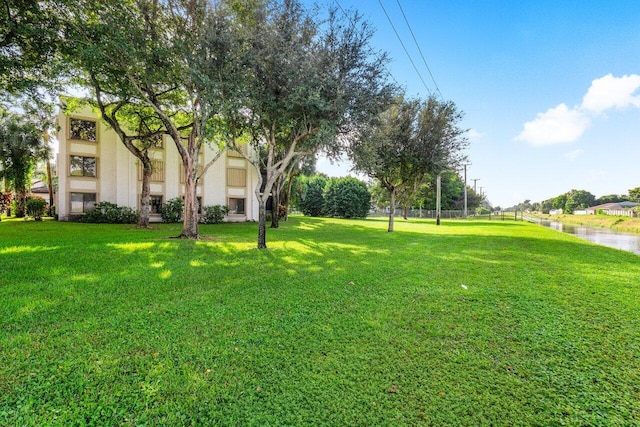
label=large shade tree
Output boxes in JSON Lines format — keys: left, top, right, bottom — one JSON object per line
{"left": 60, "top": 0, "right": 243, "bottom": 237}
{"left": 227, "top": 0, "right": 395, "bottom": 248}
{"left": 351, "top": 96, "right": 468, "bottom": 231}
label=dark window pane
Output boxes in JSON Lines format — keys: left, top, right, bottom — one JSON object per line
{"left": 69, "top": 118, "right": 97, "bottom": 141}
{"left": 150, "top": 195, "right": 163, "bottom": 214}
{"left": 83, "top": 157, "right": 96, "bottom": 177}
{"left": 230, "top": 198, "right": 245, "bottom": 214}
{"left": 83, "top": 193, "right": 96, "bottom": 211}
{"left": 70, "top": 156, "right": 84, "bottom": 176}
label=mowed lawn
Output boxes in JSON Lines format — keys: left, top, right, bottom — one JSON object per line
{"left": 1, "top": 216, "right": 639, "bottom": 426}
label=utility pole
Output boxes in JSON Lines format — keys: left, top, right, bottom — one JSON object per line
{"left": 436, "top": 173, "right": 441, "bottom": 225}
{"left": 463, "top": 164, "right": 469, "bottom": 218}
{"left": 472, "top": 178, "right": 480, "bottom": 193}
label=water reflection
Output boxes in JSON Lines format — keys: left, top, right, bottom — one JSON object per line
{"left": 539, "top": 221, "right": 640, "bottom": 255}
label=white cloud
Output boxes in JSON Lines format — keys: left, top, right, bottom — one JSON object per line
{"left": 516, "top": 74, "right": 640, "bottom": 146}
{"left": 515, "top": 103, "right": 591, "bottom": 146}
{"left": 581, "top": 74, "right": 640, "bottom": 114}
{"left": 564, "top": 149, "right": 584, "bottom": 161}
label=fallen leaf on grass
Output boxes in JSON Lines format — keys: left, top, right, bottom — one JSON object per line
{"left": 389, "top": 386, "right": 398, "bottom": 393}
{"left": 348, "top": 281, "right": 355, "bottom": 286}
{"left": 204, "top": 369, "right": 211, "bottom": 375}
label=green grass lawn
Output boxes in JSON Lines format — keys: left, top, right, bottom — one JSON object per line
{"left": 1, "top": 216, "right": 639, "bottom": 426}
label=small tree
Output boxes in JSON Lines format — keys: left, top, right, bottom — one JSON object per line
{"left": 351, "top": 96, "right": 468, "bottom": 231}
{"left": 25, "top": 196, "right": 47, "bottom": 221}
{"left": 0, "top": 110, "right": 50, "bottom": 217}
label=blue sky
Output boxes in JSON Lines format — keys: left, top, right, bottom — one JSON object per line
{"left": 313, "top": 0, "right": 640, "bottom": 208}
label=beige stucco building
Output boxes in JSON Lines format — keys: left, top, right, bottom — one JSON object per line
{"left": 56, "top": 105, "right": 260, "bottom": 222}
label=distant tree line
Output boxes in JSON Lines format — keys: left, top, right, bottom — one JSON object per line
{"left": 512, "top": 186, "right": 640, "bottom": 214}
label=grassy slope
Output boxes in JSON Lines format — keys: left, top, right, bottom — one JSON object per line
{"left": 1, "top": 216, "right": 639, "bottom": 426}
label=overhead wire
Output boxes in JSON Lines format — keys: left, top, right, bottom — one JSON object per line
{"left": 395, "top": 0, "right": 443, "bottom": 99}
{"left": 332, "top": 0, "right": 402, "bottom": 89}
{"left": 376, "top": 0, "right": 433, "bottom": 96}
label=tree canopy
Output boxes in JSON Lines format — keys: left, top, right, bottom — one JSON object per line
{"left": 350, "top": 96, "right": 468, "bottom": 231}
{"left": 0, "top": 109, "right": 50, "bottom": 216}
{"left": 226, "top": 0, "right": 396, "bottom": 247}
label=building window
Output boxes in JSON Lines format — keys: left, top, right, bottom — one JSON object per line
{"left": 150, "top": 195, "right": 163, "bottom": 214}
{"left": 70, "top": 155, "right": 96, "bottom": 177}
{"left": 138, "top": 160, "right": 165, "bottom": 182}
{"left": 69, "top": 118, "right": 97, "bottom": 142}
{"left": 226, "top": 167, "right": 246, "bottom": 187}
{"left": 229, "top": 198, "right": 245, "bottom": 215}
{"left": 70, "top": 192, "right": 96, "bottom": 213}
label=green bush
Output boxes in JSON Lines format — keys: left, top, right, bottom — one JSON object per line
{"left": 300, "top": 175, "right": 327, "bottom": 217}
{"left": 323, "top": 177, "right": 370, "bottom": 219}
{"left": 79, "top": 201, "right": 139, "bottom": 224}
{"left": 161, "top": 197, "right": 183, "bottom": 223}
{"left": 200, "top": 205, "right": 229, "bottom": 224}
{"left": 25, "top": 196, "right": 47, "bottom": 221}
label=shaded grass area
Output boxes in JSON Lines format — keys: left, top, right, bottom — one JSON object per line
{"left": 1, "top": 216, "right": 639, "bottom": 425}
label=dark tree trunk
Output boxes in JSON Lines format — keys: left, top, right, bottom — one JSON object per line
{"left": 138, "top": 156, "right": 152, "bottom": 228}
{"left": 388, "top": 188, "right": 396, "bottom": 232}
{"left": 403, "top": 205, "right": 408, "bottom": 220}
{"left": 270, "top": 187, "right": 280, "bottom": 229}
{"left": 284, "top": 174, "right": 295, "bottom": 222}
{"left": 179, "top": 156, "right": 199, "bottom": 239}
{"left": 15, "top": 189, "right": 26, "bottom": 218}
{"left": 258, "top": 197, "right": 267, "bottom": 249}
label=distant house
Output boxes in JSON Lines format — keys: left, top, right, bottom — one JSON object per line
{"left": 549, "top": 209, "right": 563, "bottom": 215}
{"left": 56, "top": 104, "right": 260, "bottom": 222}
{"left": 585, "top": 201, "right": 639, "bottom": 217}
{"left": 30, "top": 179, "right": 51, "bottom": 202}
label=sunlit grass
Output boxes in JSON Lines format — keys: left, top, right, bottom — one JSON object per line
{"left": 1, "top": 216, "right": 639, "bottom": 425}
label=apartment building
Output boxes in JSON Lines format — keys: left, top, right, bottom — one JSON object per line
{"left": 56, "top": 105, "right": 260, "bottom": 222}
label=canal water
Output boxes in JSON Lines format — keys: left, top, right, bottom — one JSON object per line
{"left": 538, "top": 220, "right": 640, "bottom": 255}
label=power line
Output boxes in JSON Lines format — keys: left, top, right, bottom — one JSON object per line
{"left": 333, "top": 0, "right": 401, "bottom": 89}
{"left": 395, "top": 0, "right": 443, "bottom": 99}
{"left": 376, "top": 0, "right": 433, "bottom": 96}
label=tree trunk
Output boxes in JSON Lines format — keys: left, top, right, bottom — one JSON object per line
{"left": 284, "top": 174, "right": 295, "bottom": 222}
{"left": 270, "top": 187, "right": 280, "bottom": 229}
{"left": 138, "top": 157, "right": 152, "bottom": 228}
{"left": 403, "top": 205, "right": 408, "bottom": 220}
{"left": 15, "top": 189, "right": 26, "bottom": 218}
{"left": 258, "top": 196, "right": 267, "bottom": 249}
{"left": 388, "top": 188, "right": 396, "bottom": 232}
{"left": 179, "top": 158, "right": 199, "bottom": 239}
{"left": 46, "top": 159, "right": 54, "bottom": 217}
